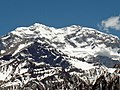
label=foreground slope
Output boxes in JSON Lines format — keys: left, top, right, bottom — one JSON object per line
{"left": 0, "top": 23, "right": 119, "bottom": 90}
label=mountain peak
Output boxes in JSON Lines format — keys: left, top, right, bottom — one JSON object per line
{"left": 0, "top": 23, "right": 120, "bottom": 89}
{"left": 1, "top": 23, "right": 120, "bottom": 60}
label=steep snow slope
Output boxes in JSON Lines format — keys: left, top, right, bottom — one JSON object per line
{"left": 1, "top": 23, "right": 120, "bottom": 67}
{"left": 0, "top": 41, "right": 119, "bottom": 90}
{"left": 0, "top": 23, "right": 119, "bottom": 90}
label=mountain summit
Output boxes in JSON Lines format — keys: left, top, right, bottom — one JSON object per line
{"left": 0, "top": 23, "right": 120, "bottom": 90}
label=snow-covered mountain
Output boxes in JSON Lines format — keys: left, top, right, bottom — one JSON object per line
{"left": 0, "top": 23, "right": 120, "bottom": 90}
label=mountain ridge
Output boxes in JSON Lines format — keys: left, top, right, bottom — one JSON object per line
{"left": 0, "top": 23, "right": 120, "bottom": 90}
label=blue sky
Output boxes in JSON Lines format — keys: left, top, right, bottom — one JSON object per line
{"left": 0, "top": 0, "right": 120, "bottom": 37}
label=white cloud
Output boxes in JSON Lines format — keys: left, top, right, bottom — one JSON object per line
{"left": 99, "top": 15, "right": 120, "bottom": 31}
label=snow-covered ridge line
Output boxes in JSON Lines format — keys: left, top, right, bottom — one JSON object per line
{"left": 10, "top": 23, "right": 119, "bottom": 38}
{"left": 0, "top": 23, "right": 120, "bottom": 90}
{"left": 1, "top": 23, "right": 120, "bottom": 62}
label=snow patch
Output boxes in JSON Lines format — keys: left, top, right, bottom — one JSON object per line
{"left": 12, "top": 42, "right": 32, "bottom": 56}
{"left": 69, "top": 59, "right": 97, "bottom": 70}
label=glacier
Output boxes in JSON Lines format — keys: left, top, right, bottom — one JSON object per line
{"left": 0, "top": 23, "right": 119, "bottom": 90}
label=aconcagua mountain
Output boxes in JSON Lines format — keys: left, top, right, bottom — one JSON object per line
{"left": 0, "top": 23, "right": 120, "bottom": 90}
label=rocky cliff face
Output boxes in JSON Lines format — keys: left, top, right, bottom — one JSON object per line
{"left": 0, "top": 23, "right": 119, "bottom": 90}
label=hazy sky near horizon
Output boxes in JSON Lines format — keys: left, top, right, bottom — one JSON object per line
{"left": 0, "top": 0, "right": 120, "bottom": 37}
